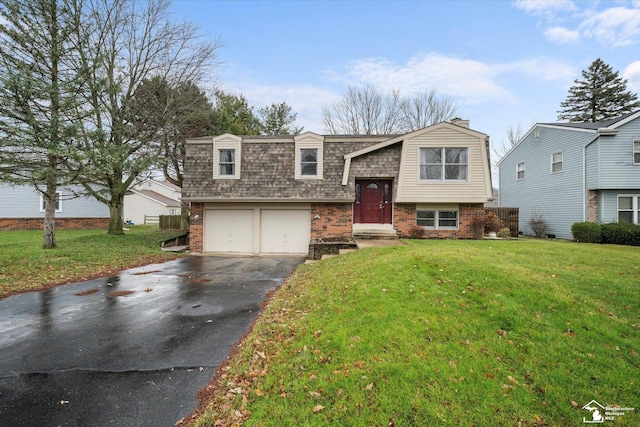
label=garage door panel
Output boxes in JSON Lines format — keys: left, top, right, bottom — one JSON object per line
{"left": 205, "top": 210, "right": 254, "bottom": 253}
{"left": 260, "top": 210, "right": 310, "bottom": 254}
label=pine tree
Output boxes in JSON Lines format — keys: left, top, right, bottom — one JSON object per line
{"left": 558, "top": 58, "right": 640, "bottom": 122}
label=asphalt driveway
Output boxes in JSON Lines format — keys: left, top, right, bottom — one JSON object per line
{"left": 0, "top": 256, "right": 303, "bottom": 426}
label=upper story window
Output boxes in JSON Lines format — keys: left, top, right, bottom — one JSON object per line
{"left": 516, "top": 161, "right": 525, "bottom": 180}
{"left": 40, "top": 191, "right": 62, "bottom": 213}
{"left": 551, "top": 151, "right": 563, "bottom": 173}
{"left": 300, "top": 149, "right": 318, "bottom": 176}
{"left": 213, "top": 133, "right": 242, "bottom": 179}
{"left": 295, "top": 132, "right": 324, "bottom": 180}
{"left": 219, "top": 149, "right": 235, "bottom": 176}
{"left": 634, "top": 140, "right": 640, "bottom": 165}
{"left": 420, "top": 147, "right": 467, "bottom": 181}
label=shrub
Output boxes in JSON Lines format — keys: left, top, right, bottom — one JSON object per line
{"left": 528, "top": 213, "right": 548, "bottom": 238}
{"left": 571, "top": 222, "right": 602, "bottom": 243}
{"left": 601, "top": 222, "right": 640, "bottom": 246}
{"left": 497, "top": 227, "right": 511, "bottom": 239}
{"left": 469, "top": 215, "right": 486, "bottom": 240}
{"left": 484, "top": 210, "right": 503, "bottom": 233}
{"left": 408, "top": 225, "right": 426, "bottom": 239}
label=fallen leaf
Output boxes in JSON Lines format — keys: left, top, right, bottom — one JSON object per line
{"left": 570, "top": 400, "right": 579, "bottom": 408}
{"left": 309, "top": 391, "right": 321, "bottom": 398}
{"left": 313, "top": 405, "right": 325, "bottom": 413}
{"left": 364, "top": 383, "right": 374, "bottom": 391}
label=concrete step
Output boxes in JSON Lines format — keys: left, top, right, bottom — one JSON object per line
{"left": 352, "top": 230, "right": 399, "bottom": 240}
{"left": 321, "top": 254, "right": 337, "bottom": 260}
{"left": 339, "top": 248, "right": 358, "bottom": 255}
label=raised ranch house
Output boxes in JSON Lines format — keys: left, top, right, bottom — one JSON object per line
{"left": 498, "top": 110, "right": 640, "bottom": 240}
{"left": 183, "top": 119, "right": 494, "bottom": 256}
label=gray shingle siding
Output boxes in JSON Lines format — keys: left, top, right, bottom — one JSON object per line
{"left": 183, "top": 139, "right": 395, "bottom": 201}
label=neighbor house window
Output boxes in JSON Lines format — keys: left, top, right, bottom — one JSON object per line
{"left": 420, "top": 148, "right": 467, "bottom": 181}
{"left": 618, "top": 195, "right": 640, "bottom": 224}
{"left": 516, "top": 161, "right": 525, "bottom": 180}
{"left": 40, "top": 191, "right": 62, "bottom": 213}
{"left": 300, "top": 148, "right": 318, "bottom": 176}
{"left": 551, "top": 151, "right": 563, "bottom": 173}
{"left": 417, "top": 209, "right": 458, "bottom": 229}
{"left": 219, "top": 149, "right": 235, "bottom": 176}
{"left": 634, "top": 140, "right": 640, "bottom": 165}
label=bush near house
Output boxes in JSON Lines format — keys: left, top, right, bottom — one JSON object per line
{"left": 601, "top": 222, "right": 640, "bottom": 246}
{"left": 571, "top": 222, "right": 602, "bottom": 243}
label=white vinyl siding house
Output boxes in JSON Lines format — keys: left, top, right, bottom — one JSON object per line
{"left": 499, "top": 110, "right": 640, "bottom": 239}
{"left": 396, "top": 123, "right": 492, "bottom": 204}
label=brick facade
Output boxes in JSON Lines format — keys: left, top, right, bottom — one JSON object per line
{"left": 189, "top": 203, "right": 204, "bottom": 253}
{"left": 311, "top": 203, "right": 353, "bottom": 240}
{"left": 394, "top": 203, "right": 484, "bottom": 239}
{"left": 588, "top": 190, "right": 598, "bottom": 222}
{"left": 0, "top": 217, "right": 110, "bottom": 230}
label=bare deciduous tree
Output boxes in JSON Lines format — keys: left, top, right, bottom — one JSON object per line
{"left": 322, "top": 85, "right": 458, "bottom": 135}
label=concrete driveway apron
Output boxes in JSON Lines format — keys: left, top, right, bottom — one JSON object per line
{"left": 0, "top": 256, "right": 303, "bottom": 427}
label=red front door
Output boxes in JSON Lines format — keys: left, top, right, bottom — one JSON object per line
{"left": 354, "top": 180, "right": 392, "bottom": 224}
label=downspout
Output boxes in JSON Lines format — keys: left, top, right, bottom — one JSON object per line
{"left": 583, "top": 137, "right": 597, "bottom": 221}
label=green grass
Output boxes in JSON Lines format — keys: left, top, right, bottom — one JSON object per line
{"left": 0, "top": 226, "right": 185, "bottom": 298}
{"left": 192, "top": 239, "right": 639, "bottom": 427}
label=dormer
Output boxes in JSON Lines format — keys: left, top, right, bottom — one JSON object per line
{"left": 294, "top": 132, "right": 324, "bottom": 180}
{"left": 212, "top": 133, "right": 242, "bottom": 179}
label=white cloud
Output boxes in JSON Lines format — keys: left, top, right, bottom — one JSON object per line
{"left": 336, "top": 53, "right": 514, "bottom": 105}
{"left": 580, "top": 6, "right": 640, "bottom": 48}
{"left": 624, "top": 61, "right": 640, "bottom": 93}
{"left": 502, "top": 57, "right": 576, "bottom": 85}
{"left": 513, "top": 0, "right": 577, "bottom": 20}
{"left": 544, "top": 26, "right": 581, "bottom": 44}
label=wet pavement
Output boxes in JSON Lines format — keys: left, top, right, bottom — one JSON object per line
{"left": 0, "top": 256, "right": 303, "bottom": 427}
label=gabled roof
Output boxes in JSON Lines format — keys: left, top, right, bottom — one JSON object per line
{"left": 131, "top": 189, "right": 181, "bottom": 207}
{"left": 498, "top": 110, "right": 640, "bottom": 165}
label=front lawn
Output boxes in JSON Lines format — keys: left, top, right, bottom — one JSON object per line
{"left": 0, "top": 226, "right": 184, "bottom": 298}
{"left": 188, "top": 239, "right": 639, "bottom": 426}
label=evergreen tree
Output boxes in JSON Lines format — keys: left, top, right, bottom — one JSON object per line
{"left": 0, "top": 0, "right": 85, "bottom": 248}
{"left": 558, "top": 58, "right": 640, "bottom": 122}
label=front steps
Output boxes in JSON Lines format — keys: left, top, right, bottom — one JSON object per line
{"left": 352, "top": 223, "right": 399, "bottom": 240}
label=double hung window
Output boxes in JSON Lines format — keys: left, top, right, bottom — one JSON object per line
{"left": 417, "top": 209, "right": 459, "bottom": 229}
{"left": 420, "top": 148, "right": 467, "bottom": 181}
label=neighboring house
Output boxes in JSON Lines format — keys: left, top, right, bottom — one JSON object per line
{"left": 0, "top": 183, "right": 109, "bottom": 230}
{"left": 124, "top": 180, "right": 182, "bottom": 225}
{"left": 498, "top": 110, "right": 640, "bottom": 240}
{"left": 182, "top": 119, "right": 494, "bottom": 256}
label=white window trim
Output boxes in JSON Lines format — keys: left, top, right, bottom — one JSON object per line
{"left": 294, "top": 133, "right": 323, "bottom": 180}
{"left": 633, "top": 139, "right": 640, "bottom": 165}
{"left": 419, "top": 147, "right": 468, "bottom": 182}
{"left": 550, "top": 150, "right": 563, "bottom": 174}
{"left": 40, "top": 191, "right": 62, "bottom": 213}
{"left": 617, "top": 194, "right": 640, "bottom": 224}
{"left": 218, "top": 148, "right": 236, "bottom": 177}
{"left": 299, "top": 148, "right": 319, "bottom": 177}
{"left": 416, "top": 208, "right": 459, "bottom": 230}
{"left": 516, "top": 161, "right": 525, "bottom": 180}
{"left": 213, "top": 134, "right": 242, "bottom": 179}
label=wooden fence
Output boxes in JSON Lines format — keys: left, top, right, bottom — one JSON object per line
{"left": 143, "top": 215, "right": 159, "bottom": 225}
{"left": 486, "top": 207, "right": 519, "bottom": 237}
{"left": 159, "top": 215, "right": 182, "bottom": 230}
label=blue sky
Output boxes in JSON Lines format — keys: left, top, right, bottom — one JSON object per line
{"left": 170, "top": 0, "right": 640, "bottom": 155}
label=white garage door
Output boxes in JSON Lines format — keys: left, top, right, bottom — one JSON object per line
{"left": 260, "top": 210, "right": 310, "bottom": 254}
{"left": 204, "top": 209, "right": 254, "bottom": 253}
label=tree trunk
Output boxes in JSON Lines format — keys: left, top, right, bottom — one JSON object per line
{"left": 180, "top": 201, "right": 189, "bottom": 231}
{"left": 43, "top": 180, "right": 57, "bottom": 249}
{"left": 107, "top": 198, "right": 125, "bottom": 235}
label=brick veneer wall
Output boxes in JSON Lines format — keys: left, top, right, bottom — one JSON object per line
{"left": 311, "top": 203, "right": 353, "bottom": 240}
{"left": 0, "top": 218, "right": 109, "bottom": 230}
{"left": 588, "top": 190, "right": 598, "bottom": 222}
{"left": 189, "top": 202, "right": 204, "bottom": 253}
{"left": 394, "top": 203, "right": 484, "bottom": 239}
